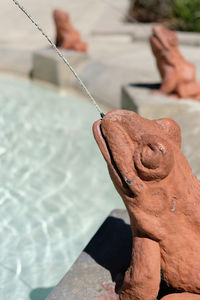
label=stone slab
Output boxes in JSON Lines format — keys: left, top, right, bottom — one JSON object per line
{"left": 1, "top": 0, "right": 109, "bottom": 50}
{"left": 32, "top": 48, "right": 88, "bottom": 87}
{"left": 46, "top": 207, "right": 182, "bottom": 300}
{"left": 93, "top": 15, "right": 200, "bottom": 47}
{"left": 0, "top": 48, "right": 32, "bottom": 76}
{"left": 77, "top": 61, "right": 138, "bottom": 108}
{"left": 131, "top": 25, "right": 200, "bottom": 46}
{"left": 121, "top": 84, "right": 200, "bottom": 178}
{"left": 91, "top": 0, "right": 132, "bottom": 37}
{"left": 78, "top": 35, "right": 200, "bottom": 109}
{"left": 46, "top": 209, "right": 131, "bottom": 300}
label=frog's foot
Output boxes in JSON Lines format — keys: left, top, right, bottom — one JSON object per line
{"left": 176, "top": 82, "right": 200, "bottom": 100}
{"left": 151, "top": 89, "right": 162, "bottom": 96}
{"left": 151, "top": 89, "right": 178, "bottom": 98}
{"left": 73, "top": 41, "right": 88, "bottom": 52}
{"left": 160, "top": 292, "right": 200, "bottom": 299}
{"left": 168, "top": 93, "right": 179, "bottom": 99}
{"left": 97, "top": 282, "right": 120, "bottom": 300}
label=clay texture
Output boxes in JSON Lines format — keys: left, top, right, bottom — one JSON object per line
{"left": 93, "top": 109, "right": 200, "bottom": 299}
{"left": 53, "top": 9, "right": 88, "bottom": 52}
{"left": 150, "top": 25, "right": 200, "bottom": 100}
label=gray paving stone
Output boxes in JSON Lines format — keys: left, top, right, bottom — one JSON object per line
{"left": 131, "top": 25, "right": 200, "bottom": 46}
{"left": 76, "top": 61, "right": 138, "bottom": 108}
{"left": 93, "top": 14, "right": 200, "bottom": 47}
{"left": 1, "top": 0, "right": 109, "bottom": 50}
{"left": 177, "top": 31, "right": 200, "bottom": 46}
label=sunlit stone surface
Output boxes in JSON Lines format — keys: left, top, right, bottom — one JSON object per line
{"left": 0, "top": 76, "right": 122, "bottom": 300}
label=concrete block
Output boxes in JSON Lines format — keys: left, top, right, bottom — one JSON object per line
{"left": 0, "top": 48, "right": 32, "bottom": 76}
{"left": 46, "top": 209, "right": 180, "bottom": 299}
{"left": 121, "top": 84, "right": 200, "bottom": 178}
{"left": 77, "top": 61, "right": 139, "bottom": 108}
{"left": 177, "top": 31, "right": 200, "bottom": 46}
{"left": 129, "top": 24, "right": 200, "bottom": 47}
{"left": 46, "top": 209, "right": 131, "bottom": 300}
{"left": 32, "top": 48, "right": 88, "bottom": 87}
{"left": 121, "top": 83, "right": 192, "bottom": 116}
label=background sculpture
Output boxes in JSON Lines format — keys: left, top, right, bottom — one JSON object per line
{"left": 150, "top": 25, "right": 200, "bottom": 100}
{"left": 93, "top": 110, "right": 200, "bottom": 299}
{"left": 53, "top": 9, "right": 88, "bottom": 52}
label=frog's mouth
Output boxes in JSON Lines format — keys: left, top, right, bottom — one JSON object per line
{"left": 151, "top": 26, "right": 168, "bottom": 50}
{"left": 93, "top": 119, "right": 112, "bottom": 164}
{"left": 93, "top": 119, "right": 135, "bottom": 198}
{"left": 151, "top": 33, "right": 165, "bottom": 50}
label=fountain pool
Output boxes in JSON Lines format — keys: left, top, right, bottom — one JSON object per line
{"left": 0, "top": 75, "right": 123, "bottom": 300}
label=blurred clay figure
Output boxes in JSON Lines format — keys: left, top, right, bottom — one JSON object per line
{"left": 150, "top": 25, "right": 200, "bottom": 100}
{"left": 93, "top": 109, "right": 200, "bottom": 299}
{"left": 53, "top": 9, "right": 88, "bottom": 52}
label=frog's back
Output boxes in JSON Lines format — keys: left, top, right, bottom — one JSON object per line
{"left": 176, "top": 59, "right": 196, "bottom": 83}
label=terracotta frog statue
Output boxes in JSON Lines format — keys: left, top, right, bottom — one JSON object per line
{"left": 53, "top": 9, "right": 88, "bottom": 52}
{"left": 150, "top": 25, "right": 200, "bottom": 100}
{"left": 93, "top": 109, "right": 200, "bottom": 299}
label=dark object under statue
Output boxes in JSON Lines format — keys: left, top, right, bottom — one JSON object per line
{"left": 53, "top": 9, "right": 88, "bottom": 52}
{"left": 150, "top": 25, "right": 200, "bottom": 100}
{"left": 93, "top": 109, "right": 200, "bottom": 299}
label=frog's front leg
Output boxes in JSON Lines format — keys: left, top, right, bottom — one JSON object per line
{"left": 160, "top": 68, "right": 177, "bottom": 95}
{"left": 120, "top": 237, "right": 160, "bottom": 300}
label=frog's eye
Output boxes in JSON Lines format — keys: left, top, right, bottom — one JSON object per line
{"left": 155, "top": 118, "right": 181, "bottom": 148}
{"left": 134, "top": 134, "right": 174, "bottom": 181}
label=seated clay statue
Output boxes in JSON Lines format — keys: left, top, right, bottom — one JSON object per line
{"left": 53, "top": 9, "right": 88, "bottom": 52}
{"left": 150, "top": 25, "right": 200, "bottom": 100}
{"left": 93, "top": 109, "right": 200, "bottom": 299}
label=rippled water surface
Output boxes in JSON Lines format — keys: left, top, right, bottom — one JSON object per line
{"left": 0, "top": 76, "right": 122, "bottom": 300}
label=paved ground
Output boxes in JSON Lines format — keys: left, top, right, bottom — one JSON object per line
{"left": 1, "top": 0, "right": 129, "bottom": 49}
{"left": 2, "top": 0, "right": 200, "bottom": 91}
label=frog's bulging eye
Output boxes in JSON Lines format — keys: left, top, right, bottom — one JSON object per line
{"left": 155, "top": 118, "right": 181, "bottom": 148}
{"left": 134, "top": 134, "right": 174, "bottom": 181}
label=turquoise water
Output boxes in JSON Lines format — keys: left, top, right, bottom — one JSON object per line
{"left": 0, "top": 76, "right": 123, "bottom": 300}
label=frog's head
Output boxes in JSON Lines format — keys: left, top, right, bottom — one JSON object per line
{"left": 150, "top": 25, "right": 178, "bottom": 54}
{"left": 53, "top": 9, "right": 70, "bottom": 28}
{"left": 93, "top": 110, "right": 181, "bottom": 202}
